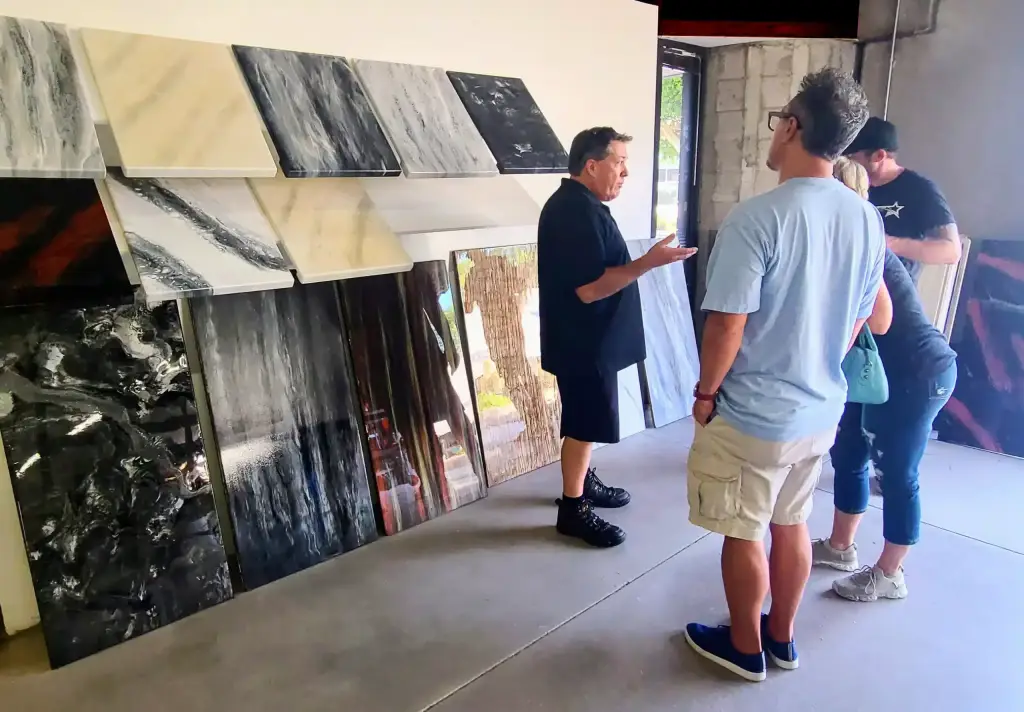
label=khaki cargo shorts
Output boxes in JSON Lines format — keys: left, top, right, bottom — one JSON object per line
{"left": 687, "top": 416, "right": 837, "bottom": 541}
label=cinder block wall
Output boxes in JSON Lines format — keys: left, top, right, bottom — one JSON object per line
{"left": 692, "top": 40, "right": 856, "bottom": 337}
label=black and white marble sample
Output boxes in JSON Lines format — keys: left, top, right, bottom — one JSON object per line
{"left": 0, "top": 179, "right": 133, "bottom": 308}
{"left": 447, "top": 72, "right": 568, "bottom": 174}
{"left": 352, "top": 60, "right": 498, "bottom": 178}
{"left": 627, "top": 240, "right": 699, "bottom": 426}
{"left": 0, "top": 301, "right": 232, "bottom": 668}
{"left": 339, "top": 262, "right": 486, "bottom": 534}
{"left": 0, "top": 17, "right": 104, "bottom": 178}
{"left": 102, "top": 172, "right": 293, "bottom": 302}
{"left": 232, "top": 46, "right": 401, "bottom": 178}
{"left": 191, "top": 284, "right": 379, "bottom": 589}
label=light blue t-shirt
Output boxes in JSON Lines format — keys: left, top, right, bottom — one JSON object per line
{"left": 702, "top": 177, "right": 885, "bottom": 442}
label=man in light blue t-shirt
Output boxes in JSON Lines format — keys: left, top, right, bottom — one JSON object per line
{"left": 684, "top": 68, "right": 886, "bottom": 682}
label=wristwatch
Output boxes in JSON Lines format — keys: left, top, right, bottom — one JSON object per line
{"left": 693, "top": 384, "right": 718, "bottom": 402}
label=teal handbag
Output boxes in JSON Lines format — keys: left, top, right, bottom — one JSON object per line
{"left": 842, "top": 326, "right": 889, "bottom": 405}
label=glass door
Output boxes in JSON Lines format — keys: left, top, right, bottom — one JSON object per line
{"left": 653, "top": 42, "right": 702, "bottom": 300}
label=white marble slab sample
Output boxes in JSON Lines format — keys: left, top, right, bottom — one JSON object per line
{"left": 627, "top": 240, "right": 700, "bottom": 426}
{"left": 352, "top": 60, "right": 498, "bottom": 178}
{"left": 0, "top": 433, "right": 40, "bottom": 635}
{"left": 0, "top": 17, "right": 104, "bottom": 177}
{"left": 233, "top": 46, "right": 400, "bottom": 178}
{"left": 79, "top": 28, "right": 277, "bottom": 178}
{"left": 360, "top": 176, "right": 538, "bottom": 235}
{"left": 103, "top": 173, "right": 294, "bottom": 301}
{"left": 248, "top": 178, "right": 412, "bottom": 283}
{"left": 618, "top": 364, "right": 647, "bottom": 440}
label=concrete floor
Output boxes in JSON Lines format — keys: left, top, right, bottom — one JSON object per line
{"left": 2, "top": 419, "right": 1022, "bottom": 711}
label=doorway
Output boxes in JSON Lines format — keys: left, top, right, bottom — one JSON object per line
{"left": 652, "top": 41, "right": 703, "bottom": 302}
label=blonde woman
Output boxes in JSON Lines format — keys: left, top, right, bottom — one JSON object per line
{"left": 813, "top": 157, "right": 959, "bottom": 602}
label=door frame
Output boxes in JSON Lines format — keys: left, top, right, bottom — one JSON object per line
{"left": 651, "top": 39, "right": 707, "bottom": 296}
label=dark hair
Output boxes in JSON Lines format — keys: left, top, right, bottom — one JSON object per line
{"left": 567, "top": 127, "right": 632, "bottom": 175}
{"left": 788, "top": 68, "right": 870, "bottom": 161}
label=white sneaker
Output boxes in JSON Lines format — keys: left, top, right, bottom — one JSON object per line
{"left": 812, "top": 538, "right": 859, "bottom": 572}
{"left": 832, "top": 565, "right": 908, "bottom": 602}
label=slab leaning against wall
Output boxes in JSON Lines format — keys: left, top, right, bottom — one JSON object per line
{"left": 0, "top": 301, "right": 233, "bottom": 668}
{"left": 340, "top": 261, "right": 487, "bottom": 534}
{"left": 191, "top": 284, "right": 379, "bottom": 589}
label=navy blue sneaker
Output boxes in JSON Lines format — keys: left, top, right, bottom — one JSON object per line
{"left": 761, "top": 614, "right": 799, "bottom": 670}
{"left": 684, "top": 623, "right": 766, "bottom": 682}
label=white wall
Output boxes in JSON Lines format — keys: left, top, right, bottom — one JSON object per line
{"left": 0, "top": 0, "right": 658, "bottom": 632}
{"left": 0, "top": 0, "right": 659, "bottom": 241}
{"left": 860, "top": 0, "right": 1023, "bottom": 239}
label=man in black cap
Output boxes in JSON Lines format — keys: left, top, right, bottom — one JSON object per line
{"left": 844, "top": 117, "right": 961, "bottom": 283}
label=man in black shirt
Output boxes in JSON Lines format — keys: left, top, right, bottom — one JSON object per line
{"left": 844, "top": 117, "right": 961, "bottom": 283}
{"left": 538, "top": 127, "right": 696, "bottom": 548}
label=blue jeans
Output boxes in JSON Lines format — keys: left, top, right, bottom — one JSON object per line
{"left": 830, "top": 361, "right": 957, "bottom": 546}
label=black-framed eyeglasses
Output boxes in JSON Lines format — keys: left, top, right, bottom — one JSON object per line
{"left": 768, "top": 111, "right": 800, "bottom": 132}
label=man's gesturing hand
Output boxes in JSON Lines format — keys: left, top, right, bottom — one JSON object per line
{"left": 640, "top": 234, "right": 698, "bottom": 270}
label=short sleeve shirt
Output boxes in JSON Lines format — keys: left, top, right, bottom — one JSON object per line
{"left": 702, "top": 178, "right": 885, "bottom": 442}
{"left": 538, "top": 179, "right": 644, "bottom": 375}
{"left": 868, "top": 169, "right": 955, "bottom": 283}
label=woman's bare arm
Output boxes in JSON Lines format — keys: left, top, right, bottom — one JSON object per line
{"left": 866, "top": 280, "right": 893, "bottom": 335}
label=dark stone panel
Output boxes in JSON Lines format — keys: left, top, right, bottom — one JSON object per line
{"left": 190, "top": 284, "right": 379, "bottom": 589}
{"left": 0, "top": 301, "right": 231, "bottom": 668}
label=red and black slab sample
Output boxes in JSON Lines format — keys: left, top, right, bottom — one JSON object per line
{"left": 0, "top": 179, "right": 132, "bottom": 307}
{"left": 936, "top": 239, "right": 1024, "bottom": 458}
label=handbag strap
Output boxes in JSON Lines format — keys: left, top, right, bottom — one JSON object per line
{"left": 856, "top": 324, "right": 878, "bottom": 352}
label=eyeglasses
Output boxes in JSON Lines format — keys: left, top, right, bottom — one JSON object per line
{"left": 767, "top": 111, "right": 801, "bottom": 131}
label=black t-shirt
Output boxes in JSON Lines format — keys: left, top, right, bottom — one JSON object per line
{"left": 538, "top": 179, "right": 645, "bottom": 375}
{"left": 867, "top": 169, "right": 955, "bottom": 283}
{"left": 874, "top": 249, "right": 957, "bottom": 381}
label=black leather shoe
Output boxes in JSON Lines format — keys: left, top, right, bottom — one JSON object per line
{"left": 583, "top": 468, "right": 631, "bottom": 508}
{"left": 556, "top": 498, "right": 626, "bottom": 548}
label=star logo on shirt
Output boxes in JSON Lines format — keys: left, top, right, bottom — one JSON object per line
{"left": 878, "top": 202, "right": 904, "bottom": 218}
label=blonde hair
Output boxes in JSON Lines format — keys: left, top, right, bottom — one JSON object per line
{"left": 833, "top": 157, "right": 870, "bottom": 199}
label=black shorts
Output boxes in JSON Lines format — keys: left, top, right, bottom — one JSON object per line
{"left": 556, "top": 368, "right": 620, "bottom": 445}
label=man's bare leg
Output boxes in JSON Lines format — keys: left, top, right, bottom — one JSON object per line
{"left": 561, "top": 437, "right": 591, "bottom": 497}
{"left": 767, "top": 522, "right": 811, "bottom": 643}
{"left": 722, "top": 536, "right": 770, "bottom": 654}
{"left": 555, "top": 437, "right": 624, "bottom": 547}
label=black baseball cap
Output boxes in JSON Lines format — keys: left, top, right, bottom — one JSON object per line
{"left": 843, "top": 117, "right": 899, "bottom": 155}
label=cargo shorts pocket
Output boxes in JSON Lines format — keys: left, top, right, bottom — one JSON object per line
{"left": 686, "top": 449, "right": 742, "bottom": 521}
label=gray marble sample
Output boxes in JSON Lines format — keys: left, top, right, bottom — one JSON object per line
{"left": 627, "top": 240, "right": 700, "bottom": 426}
{"left": 0, "top": 17, "right": 104, "bottom": 178}
{"left": 447, "top": 72, "right": 568, "bottom": 174}
{"left": 352, "top": 60, "right": 498, "bottom": 178}
{"left": 191, "top": 284, "right": 379, "bottom": 589}
{"left": 102, "top": 172, "right": 294, "bottom": 302}
{"left": 232, "top": 46, "right": 400, "bottom": 178}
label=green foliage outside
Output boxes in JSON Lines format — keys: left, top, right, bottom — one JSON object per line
{"left": 659, "top": 74, "right": 683, "bottom": 166}
{"left": 478, "top": 392, "right": 513, "bottom": 411}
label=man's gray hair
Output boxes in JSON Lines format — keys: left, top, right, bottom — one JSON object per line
{"left": 568, "top": 127, "right": 632, "bottom": 176}
{"left": 789, "top": 68, "right": 870, "bottom": 161}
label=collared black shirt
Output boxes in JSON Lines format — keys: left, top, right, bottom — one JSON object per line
{"left": 538, "top": 179, "right": 645, "bottom": 375}
{"left": 868, "top": 169, "right": 955, "bottom": 283}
